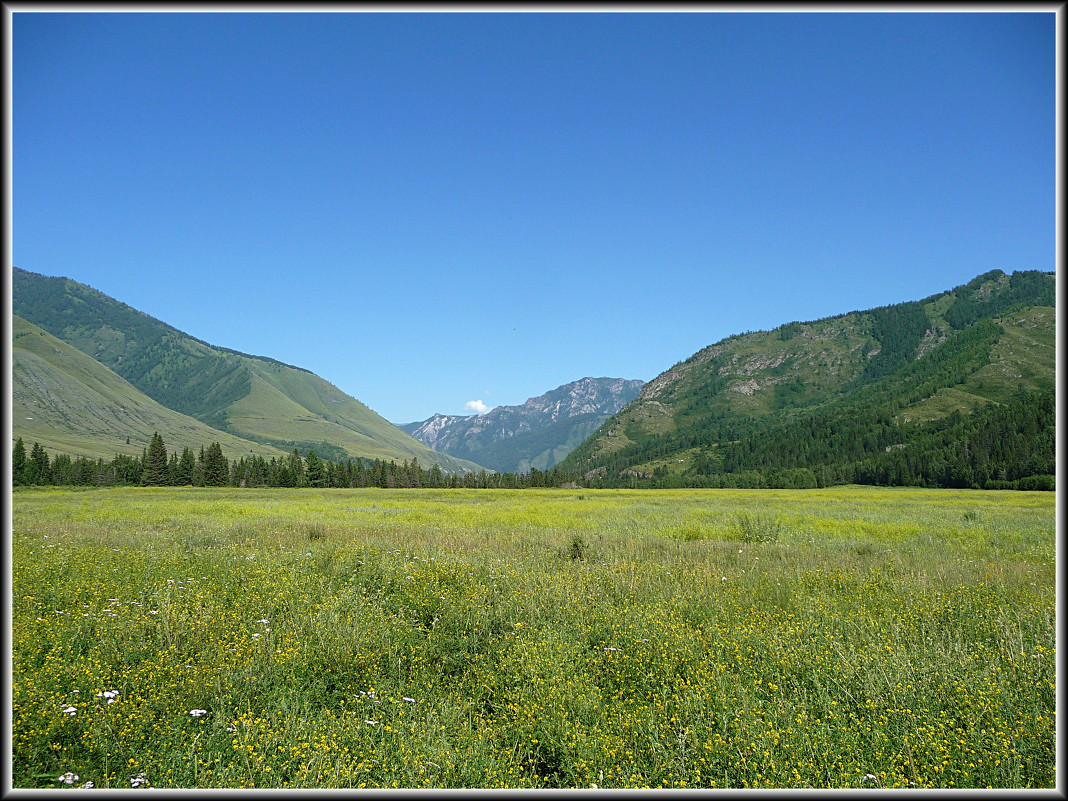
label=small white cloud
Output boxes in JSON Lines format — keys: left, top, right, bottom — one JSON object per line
{"left": 464, "top": 399, "right": 492, "bottom": 415}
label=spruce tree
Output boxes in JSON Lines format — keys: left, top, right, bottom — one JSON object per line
{"left": 143, "top": 432, "right": 170, "bottom": 486}
{"left": 288, "top": 449, "right": 305, "bottom": 487}
{"left": 193, "top": 446, "right": 207, "bottom": 486}
{"left": 29, "top": 442, "right": 50, "bottom": 485}
{"left": 304, "top": 450, "right": 326, "bottom": 487}
{"left": 12, "top": 437, "right": 26, "bottom": 486}
{"left": 177, "top": 447, "right": 196, "bottom": 485}
{"left": 203, "top": 442, "right": 229, "bottom": 487}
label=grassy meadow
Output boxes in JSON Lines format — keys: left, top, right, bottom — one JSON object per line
{"left": 10, "top": 486, "right": 1056, "bottom": 788}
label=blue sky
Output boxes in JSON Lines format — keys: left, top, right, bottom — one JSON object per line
{"left": 12, "top": 11, "right": 1056, "bottom": 424}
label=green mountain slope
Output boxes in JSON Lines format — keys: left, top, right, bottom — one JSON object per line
{"left": 12, "top": 268, "right": 483, "bottom": 474}
{"left": 12, "top": 315, "right": 291, "bottom": 461}
{"left": 560, "top": 269, "right": 1055, "bottom": 488}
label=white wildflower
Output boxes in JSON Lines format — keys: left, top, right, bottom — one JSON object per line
{"left": 58, "top": 772, "right": 79, "bottom": 784}
{"left": 62, "top": 705, "right": 77, "bottom": 716}
{"left": 189, "top": 709, "right": 208, "bottom": 717}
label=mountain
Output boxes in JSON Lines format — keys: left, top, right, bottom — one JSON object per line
{"left": 559, "top": 269, "right": 1055, "bottom": 489}
{"left": 12, "top": 315, "right": 293, "bottom": 461}
{"left": 12, "top": 267, "right": 484, "bottom": 474}
{"left": 399, "top": 377, "right": 645, "bottom": 473}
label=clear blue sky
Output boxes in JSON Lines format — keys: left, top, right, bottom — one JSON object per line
{"left": 12, "top": 10, "right": 1056, "bottom": 424}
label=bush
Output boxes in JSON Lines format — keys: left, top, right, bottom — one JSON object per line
{"left": 1017, "top": 474, "right": 1055, "bottom": 491}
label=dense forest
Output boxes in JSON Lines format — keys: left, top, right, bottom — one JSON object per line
{"left": 10, "top": 434, "right": 582, "bottom": 491}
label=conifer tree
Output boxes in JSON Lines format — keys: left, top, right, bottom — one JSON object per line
{"left": 288, "top": 449, "right": 305, "bottom": 487}
{"left": 51, "top": 453, "right": 75, "bottom": 485}
{"left": 304, "top": 450, "right": 326, "bottom": 487}
{"left": 29, "top": 442, "right": 50, "bottom": 485}
{"left": 203, "top": 442, "right": 229, "bottom": 487}
{"left": 143, "top": 432, "right": 170, "bottom": 486}
{"left": 12, "top": 437, "right": 26, "bottom": 486}
{"left": 177, "top": 447, "right": 196, "bottom": 485}
{"left": 193, "top": 446, "right": 206, "bottom": 486}
{"left": 429, "top": 462, "right": 443, "bottom": 488}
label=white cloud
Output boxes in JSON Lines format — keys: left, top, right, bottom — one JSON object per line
{"left": 464, "top": 399, "right": 492, "bottom": 415}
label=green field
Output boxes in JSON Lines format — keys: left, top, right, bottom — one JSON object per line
{"left": 11, "top": 486, "right": 1056, "bottom": 788}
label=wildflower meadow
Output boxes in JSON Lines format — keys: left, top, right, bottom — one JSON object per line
{"left": 10, "top": 486, "right": 1056, "bottom": 788}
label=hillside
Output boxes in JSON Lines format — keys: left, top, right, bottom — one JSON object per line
{"left": 560, "top": 269, "right": 1055, "bottom": 489}
{"left": 12, "top": 268, "right": 484, "bottom": 474}
{"left": 12, "top": 315, "right": 290, "bottom": 461}
{"left": 399, "top": 377, "right": 644, "bottom": 473}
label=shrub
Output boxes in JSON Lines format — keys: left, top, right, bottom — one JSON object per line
{"left": 1017, "top": 474, "right": 1055, "bottom": 491}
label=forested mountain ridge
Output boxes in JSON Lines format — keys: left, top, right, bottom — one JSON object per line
{"left": 12, "top": 267, "right": 484, "bottom": 474}
{"left": 559, "top": 269, "right": 1055, "bottom": 489}
{"left": 399, "top": 377, "right": 644, "bottom": 473}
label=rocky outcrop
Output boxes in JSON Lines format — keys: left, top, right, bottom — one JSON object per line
{"left": 398, "top": 377, "right": 645, "bottom": 472}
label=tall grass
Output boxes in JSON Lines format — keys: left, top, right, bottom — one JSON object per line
{"left": 11, "top": 486, "right": 1056, "bottom": 788}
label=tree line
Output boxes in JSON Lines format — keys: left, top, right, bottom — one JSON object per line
{"left": 10, "top": 433, "right": 585, "bottom": 490}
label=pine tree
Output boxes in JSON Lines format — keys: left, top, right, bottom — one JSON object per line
{"left": 143, "top": 432, "right": 170, "bottom": 486}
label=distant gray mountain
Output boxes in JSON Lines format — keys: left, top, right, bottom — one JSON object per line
{"left": 399, "top": 377, "right": 645, "bottom": 473}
